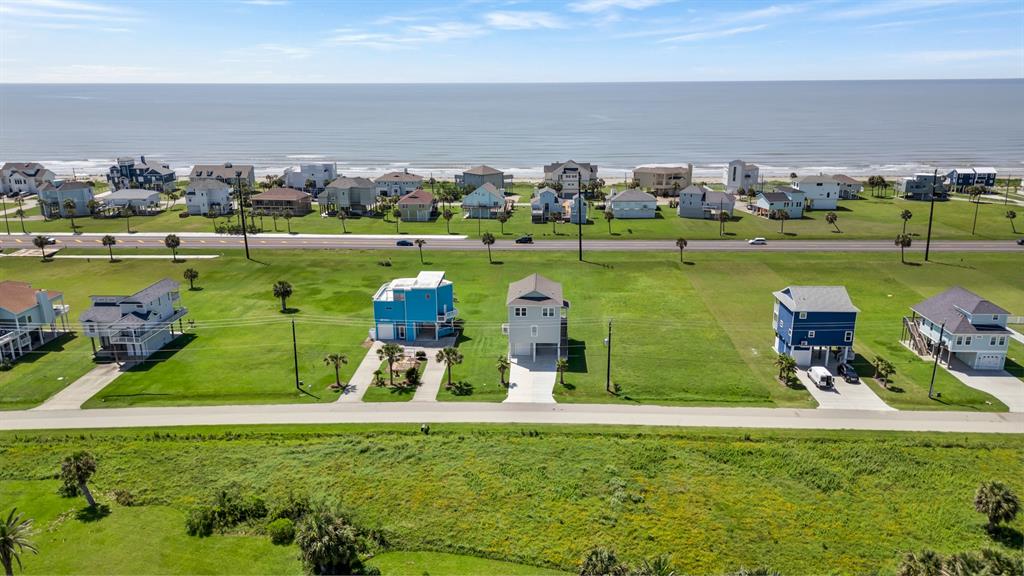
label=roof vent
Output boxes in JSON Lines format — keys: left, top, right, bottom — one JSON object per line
{"left": 224, "top": 162, "right": 233, "bottom": 168}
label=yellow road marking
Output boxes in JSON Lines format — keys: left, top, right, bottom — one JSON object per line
{"left": 219, "top": 240, "right": 226, "bottom": 244}
{"left": 74, "top": 239, "right": 82, "bottom": 244}
{"left": 199, "top": 240, "right": 207, "bottom": 244}
{"left": 15, "top": 238, "right": 23, "bottom": 243}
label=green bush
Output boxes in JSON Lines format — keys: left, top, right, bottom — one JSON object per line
{"left": 185, "top": 489, "right": 268, "bottom": 536}
{"left": 267, "top": 518, "right": 295, "bottom": 545}
{"left": 268, "top": 491, "right": 311, "bottom": 522}
{"left": 186, "top": 505, "right": 216, "bottom": 537}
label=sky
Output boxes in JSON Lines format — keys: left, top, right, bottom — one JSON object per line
{"left": 1, "top": 0, "right": 1022, "bottom": 83}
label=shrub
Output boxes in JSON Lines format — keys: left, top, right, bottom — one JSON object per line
{"left": 185, "top": 488, "right": 269, "bottom": 536}
{"left": 186, "top": 505, "right": 216, "bottom": 537}
{"left": 268, "top": 517, "right": 295, "bottom": 545}
{"left": 414, "top": 350, "right": 427, "bottom": 361}
{"left": 268, "top": 491, "right": 311, "bottom": 522}
{"left": 404, "top": 366, "right": 421, "bottom": 387}
{"left": 112, "top": 488, "right": 136, "bottom": 506}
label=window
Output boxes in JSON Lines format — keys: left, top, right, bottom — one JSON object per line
{"left": 844, "top": 331, "right": 853, "bottom": 343}
{"left": 542, "top": 307, "right": 555, "bottom": 317}
{"left": 514, "top": 307, "right": 527, "bottom": 317}
{"left": 965, "top": 336, "right": 972, "bottom": 345}
{"left": 425, "top": 294, "right": 430, "bottom": 300}
{"left": 807, "top": 330, "right": 816, "bottom": 338}
{"left": 799, "top": 312, "right": 807, "bottom": 319}
{"left": 993, "top": 315, "right": 999, "bottom": 321}
{"left": 998, "top": 336, "right": 1006, "bottom": 346}
{"left": 956, "top": 336, "right": 963, "bottom": 346}
{"left": 531, "top": 325, "right": 538, "bottom": 337}
{"left": 990, "top": 336, "right": 997, "bottom": 345}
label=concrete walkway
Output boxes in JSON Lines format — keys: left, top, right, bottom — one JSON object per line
{"left": 335, "top": 342, "right": 383, "bottom": 403}
{"left": 32, "top": 363, "right": 122, "bottom": 411}
{"left": 505, "top": 355, "right": 557, "bottom": 403}
{"left": 943, "top": 358, "right": 1024, "bottom": 412}
{"left": 796, "top": 370, "right": 895, "bottom": 411}
{"left": 412, "top": 354, "right": 447, "bottom": 402}
{"left": 1009, "top": 327, "right": 1024, "bottom": 345}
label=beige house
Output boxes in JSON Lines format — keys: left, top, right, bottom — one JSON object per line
{"left": 633, "top": 164, "right": 693, "bottom": 196}
{"left": 397, "top": 189, "right": 435, "bottom": 221}
{"left": 251, "top": 187, "right": 312, "bottom": 216}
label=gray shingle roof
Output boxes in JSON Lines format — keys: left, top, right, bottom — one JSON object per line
{"left": 773, "top": 286, "right": 859, "bottom": 313}
{"left": 2, "top": 162, "right": 49, "bottom": 177}
{"left": 39, "top": 180, "right": 93, "bottom": 192}
{"left": 507, "top": 274, "right": 564, "bottom": 306}
{"left": 128, "top": 279, "right": 180, "bottom": 304}
{"left": 190, "top": 163, "right": 255, "bottom": 180}
{"left": 327, "top": 176, "right": 375, "bottom": 189}
{"left": 911, "top": 286, "right": 1011, "bottom": 334}
{"left": 544, "top": 160, "right": 595, "bottom": 173}
{"left": 106, "top": 189, "right": 160, "bottom": 202}
{"left": 252, "top": 187, "right": 311, "bottom": 201}
{"left": 634, "top": 165, "right": 689, "bottom": 174}
{"left": 609, "top": 188, "right": 656, "bottom": 203}
{"left": 463, "top": 165, "right": 502, "bottom": 176}
{"left": 376, "top": 171, "right": 423, "bottom": 182}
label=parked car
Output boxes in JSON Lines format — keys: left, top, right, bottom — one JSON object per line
{"left": 396, "top": 239, "right": 414, "bottom": 247}
{"left": 514, "top": 235, "right": 533, "bottom": 244}
{"left": 837, "top": 363, "right": 859, "bottom": 383}
{"left": 807, "top": 366, "right": 834, "bottom": 389}
{"left": 748, "top": 237, "right": 767, "bottom": 245}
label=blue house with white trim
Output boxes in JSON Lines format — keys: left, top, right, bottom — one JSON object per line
{"left": 772, "top": 285, "right": 859, "bottom": 368}
{"left": 371, "top": 271, "right": 456, "bottom": 342}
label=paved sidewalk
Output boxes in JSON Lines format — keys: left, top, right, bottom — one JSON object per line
{"left": 796, "top": 370, "right": 895, "bottom": 411}
{"left": 412, "top": 354, "right": 447, "bottom": 402}
{"left": 1009, "top": 328, "right": 1024, "bottom": 345}
{"left": 32, "top": 363, "right": 122, "bottom": 411}
{"left": 505, "top": 355, "right": 557, "bottom": 403}
{"left": 336, "top": 342, "right": 383, "bottom": 403}
{"left": 943, "top": 359, "right": 1024, "bottom": 412}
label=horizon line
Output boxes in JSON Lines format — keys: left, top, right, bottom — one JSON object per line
{"left": 2, "top": 78, "right": 1022, "bottom": 86}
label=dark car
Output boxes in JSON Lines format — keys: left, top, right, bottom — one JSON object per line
{"left": 837, "top": 363, "right": 859, "bottom": 383}
{"left": 396, "top": 239, "right": 414, "bottom": 247}
{"left": 1017, "top": 238, "right": 1024, "bottom": 246}
{"left": 514, "top": 235, "right": 533, "bottom": 244}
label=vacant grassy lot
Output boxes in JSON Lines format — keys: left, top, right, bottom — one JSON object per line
{"left": 1, "top": 249, "right": 1019, "bottom": 410}
{"left": 1, "top": 424, "right": 1021, "bottom": 574}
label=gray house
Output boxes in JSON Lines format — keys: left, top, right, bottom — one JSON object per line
{"left": 322, "top": 176, "right": 378, "bottom": 214}
{"left": 104, "top": 189, "right": 162, "bottom": 213}
{"left": 37, "top": 181, "right": 94, "bottom": 218}
{"left": 904, "top": 286, "right": 1011, "bottom": 371}
{"left": 189, "top": 163, "right": 255, "bottom": 188}
{"left": 456, "top": 165, "right": 509, "bottom": 190}
{"left": 607, "top": 188, "right": 657, "bottom": 219}
{"left": 530, "top": 187, "right": 562, "bottom": 223}
{"left": 80, "top": 279, "right": 188, "bottom": 363}
{"left": 677, "top": 184, "right": 735, "bottom": 219}
{"left": 503, "top": 274, "right": 569, "bottom": 361}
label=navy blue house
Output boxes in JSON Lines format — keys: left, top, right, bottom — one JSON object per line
{"left": 107, "top": 156, "right": 176, "bottom": 192}
{"left": 772, "top": 286, "right": 859, "bottom": 367}
{"left": 946, "top": 167, "right": 997, "bottom": 193}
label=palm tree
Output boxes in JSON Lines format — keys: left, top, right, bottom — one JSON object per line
{"left": 273, "top": 281, "right": 293, "bottom": 312}
{"left": 86, "top": 198, "right": 100, "bottom": 216}
{"left": 717, "top": 209, "right": 729, "bottom": 236}
{"left": 897, "top": 550, "right": 942, "bottom": 576}
{"left": 164, "top": 233, "right": 181, "bottom": 261}
{"left": 895, "top": 233, "right": 912, "bottom": 264}
{"left": 284, "top": 210, "right": 294, "bottom": 234}
{"left": 60, "top": 451, "right": 97, "bottom": 507}
{"left": 183, "top": 268, "right": 199, "bottom": 290}
{"left": 876, "top": 176, "right": 889, "bottom": 198}
{"left": 0, "top": 509, "right": 37, "bottom": 576}
{"left": 900, "top": 209, "right": 913, "bottom": 234}
{"left": 1006, "top": 209, "right": 1017, "bottom": 233}
{"left": 774, "top": 353, "right": 796, "bottom": 383}
{"left": 637, "top": 554, "right": 676, "bottom": 576}
{"left": 323, "top": 353, "right": 349, "bottom": 390}
{"left": 101, "top": 234, "right": 117, "bottom": 262}
{"left": 825, "top": 211, "right": 840, "bottom": 233}
{"left": 377, "top": 343, "right": 404, "bottom": 388}
{"left": 497, "top": 212, "right": 509, "bottom": 234}
{"left": 481, "top": 232, "right": 496, "bottom": 263}
{"left": 496, "top": 356, "right": 510, "bottom": 387}
{"left": 675, "top": 237, "right": 687, "bottom": 262}
{"left": 414, "top": 239, "right": 426, "bottom": 264}
{"left": 579, "top": 547, "right": 628, "bottom": 576}
{"left": 31, "top": 236, "right": 48, "bottom": 261}
{"left": 873, "top": 356, "right": 895, "bottom": 389}
{"left": 295, "top": 506, "right": 369, "bottom": 576}
{"left": 774, "top": 210, "right": 789, "bottom": 234}
{"left": 442, "top": 209, "right": 454, "bottom": 234}
{"left": 974, "top": 481, "right": 1019, "bottom": 532}
{"left": 337, "top": 209, "right": 348, "bottom": 233}
{"left": 304, "top": 177, "right": 316, "bottom": 195}
{"left": 122, "top": 206, "right": 132, "bottom": 233}
{"left": 392, "top": 207, "right": 402, "bottom": 233}
{"left": 435, "top": 347, "right": 463, "bottom": 390}
{"left": 555, "top": 357, "right": 569, "bottom": 387}
{"left": 604, "top": 209, "right": 615, "bottom": 234}
{"left": 62, "top": 199, "right": 77, "bottom": 230}
{"left": 13, "top": 209, "right": 26, "bottom": 234}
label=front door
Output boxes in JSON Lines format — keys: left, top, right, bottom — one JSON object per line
{"left": 396, "top": 325, "right": 406, "bottom": 340}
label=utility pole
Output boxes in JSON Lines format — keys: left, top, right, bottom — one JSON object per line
{"left": 577, "top": 191, "right": 583, "bottom": 261}
{"left": 236, "top": 171, "right": 251, "bottom": 261}
{"left": 1006, "top": 174, "right": 1011, "bottom": 206}
{"left": 292, "top": 319, "right": 301, "bottom": 391}
{"left": 928, "top": 321, "right": 946, "bottom": 399}
{"left": 604, "top": 319, "right": 613, "bottom": 394}
{"left": 924, "top": 168, "right": 938, "bottom": 262}
{"left": 1, "top": 195, "right": 9, "bottom": 235}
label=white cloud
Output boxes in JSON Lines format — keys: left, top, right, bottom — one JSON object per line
{"left": 239, "top": 0, "right": 290, "bottom": 5}
{"left": 0, "top": 1, "right": 139, "bottom": 22}
{"left": 568, "top": 0, "right": 670, "bottom": 13}
{"left": 256, "top": 43, "right": 312, "bottom": 59}
{"left": 822, "top": 0, "right": 960, "bottom": 20}
{"left": 658, "top": 24, "right": 768, "bottom": 42}
{"left": 484, "top": 11, "right": 564, "bottom": 29}
{"left": 900, "top": 48, "right": 1021, "bottom": 63}
{"left": 407, "top": 22, "right": 485, "bottom": 41}
{"left": 723, "top": 2, "right": 812, "bottom": 22}
{"left": 324, "top": 21, "right": 483, "bottom": 50}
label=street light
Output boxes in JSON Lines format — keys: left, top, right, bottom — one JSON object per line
{"left": 928, "top": 320, "right": 946, "bottom": 399}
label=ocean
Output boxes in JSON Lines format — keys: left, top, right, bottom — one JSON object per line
{"left": 1, "top": 80, "right": 1022, "bottom": 180}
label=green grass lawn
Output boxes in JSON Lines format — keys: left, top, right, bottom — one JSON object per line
{"left": 368, "top": 551, "right": 569, "bottom": 575}
{"left": 1, "top": 424, "right": 1021, "bottom": 574}
{"left": 2, "top": 248, "right": 1019, "bottom": 411}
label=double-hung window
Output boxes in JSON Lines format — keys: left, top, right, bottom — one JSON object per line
{"left": 514, "top": 307, "right": 527, "bottom": 317}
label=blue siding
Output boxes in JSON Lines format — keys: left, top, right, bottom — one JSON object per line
{"left": 373, "top": 283, "right": 455, "bottom": 342}
{"left": 775, "top": 303, "right": 856, "bottom": 349}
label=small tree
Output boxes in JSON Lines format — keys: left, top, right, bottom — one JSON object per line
{"left": 122, "top": 206, "right": 132, "bottom": 233}
{"left": 323, "top": 353, "right": 349, "bottom": 390}
{"left": 377, "top": 343, "right": 404, "bottom": 388}
{"left": 62, "top": 199, "right": 77, "bottom": 230}
{"left": 774, "top": 210, "right": 789, "bottom": 234}
{"left": 1006, "top": 209, "right": 1017, "bottom": 233}
{"left": 414, "top": 239, "right": 426, "bottom": 264}
{"left": 825, "top": 211, "right": 840, "bottom": 233}
{"left": 14, "top": 208, "right": 26, "bottom": 234}
{"left": 895, "top": 233, "right": 912, "bottom": 264}
{"left": 443, "top": 209, "right": 453, "bottom": 234}
{"left": 284, "top": 210, "right": 294, "bottom": 234}
{"left": 718, "top": 209, "right": 729, "bottom": 236}
{"left": 896, "top": 550, "right": 942, "bottom": 576}
{"left": 304, "top": 177, "right": 316, "bottom": 194}
{"left": 873, "top": 356, "right": 895, "bottom": 389}
{"left": 604, "top": 209, "right": 615, "bottom": 234}
{"left": 0, "top": 508, "right": 38, "bottom": 576}
{"left": 481, "top": 232, "right": 496, "bottom": 263}
{"left": 101, "top": 234, "right": 117, "bottom": 262}
{"left": 579, "top": 547, "right": 628, "bottom": 576}
{"left": 273, "top": 281, "right": 293, "bottom": 312}
{"left": 295, "top": 507, "right": 372, "bottom": 575}
{"left": 337, "top": 209, "right": 348, "bottom": 233}
{"left": 392, "top": 207, "right": 401, "bottom": 233}
{"left": 974, "top": 481, "right": 1019, "bottom": 533}
{"left": 774, "top": 353, "right": 796, "bottom": 384}
{"left": 556, "top": 357, "right": 569, "bottom": 387}
{"left": 900, "top": 209, "right": 913, "bottom": 234}
{"left": 32, "top": 236, "right": 48, "bottom": 261}
{"left": 436, "top": 347, "right": 463, "bottom": 390}
{"left": 497, "top": 212, "right": 509, "bottom": 234}
{"left": 164, "top": 233, "right": 181, "bottom": 261}
{"left": 496, "top": 356, "right": 510, "bottom": 387}
{"left": 183, "top": 268, "right": 199, "bottom": 290}
{"left": 60, "top": 451, "right": 97, "bottom": 507}
{"left": 675, "top": 237, "right": 687, "bottom": 262}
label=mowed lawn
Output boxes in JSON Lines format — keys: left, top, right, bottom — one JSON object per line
{"left": 1, "top": 425, "right": 1021, "bottom": 574}
{"left": 0, "top": 249, "right": 1019, "bottom": 410}
{"left": 9, "top": 191, "right": 1024, "bottom": 241}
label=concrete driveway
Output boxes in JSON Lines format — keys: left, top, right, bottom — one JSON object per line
{"left": 944, "top": 359, "right": 1024, "bottom": 412}
{"left": 33, "top": 362, "right": 122, "bottom": 411}
{"left": 796, "top": 369, "right": 895, "bottom": 411}
{"left": 335, "top": 341, "right": 383, "bottom": 402}
{"left": 505, "top": 354, "right": 557, "bottom": 403}
{"left": 412, "top": 348, "right": 447, "bottom": 402}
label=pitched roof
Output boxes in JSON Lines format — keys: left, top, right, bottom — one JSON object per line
{"left": 911, "top": 286, "right": 1011, "bottom": 334}
{"left": 798, "top": 175, "right": 840, "bottom": 184}
{"left": 106, "top": 189, "right": 160, "bottom": 202}
{"left": 462, "top": 183, "right": 503, "bottom": 205}
{"left": 680, "top": 184, "right": 714, "bottom": 196}
{"left": 376, "top": 171, "right": 423, "bottom": 182}
{"left": 544, "top": 160, "right": 595, "bottom": 173}
{"left": 609, "top": 188, "right": 656, "bottom": 203}
{"left": 189, "top": 163, "right": 255, "bottom": 180}
{"left": 188, "top": 179, "right": 232, "bottom": 192}
{"left": 252, "top": 187, "right": 311, "bottom": 201}
{"left": 634, "top": 165, "right": 689, "bottom": 174}
{"left": 705, "top": 191, "right": 736, "bottom": 206}
{"left": 2, "top": 162, "right": 50, "bottom": 178}
{"left": 463, "top": 165, "right": 502, "bottom": 176}
{"left": 507, "top": 274, "right": 564, "bottom": 307}
{"left": 326, "top": 176, "right": 375, "bottom": 189}
{"left": 128, "top": 279, "right": 180, "bottom": 304}
{"left": 833, "top": 174, "right": 861, "bottom": 185}
{"left": 80, "top": 279, "right": 179, "bottom": 323}
{"left": 39, "top": 180, "right": 93, "bottom": 193}
{"left": 773, "top": 286, "right": 859, "bottom": 313}
{"left": 758, "top": 191, "right": 790, "bottom": 203}
{"left": 398, "top": 188, "right": 433, "bottom": 205}
{"left": 0, "top": 281, "right": 61, "bottom": 315}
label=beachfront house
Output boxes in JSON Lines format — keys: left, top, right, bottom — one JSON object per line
{"left": 460, "top": 183, "right": 505, "bottom": 219}
{"left": 189, "top": 163, "right": 255, "bottom": 188}
{"left": 607, "top": 188, "right": 657, "bottom": 219}
{"left": 946, "top": 167, "right": 997, "bottom": 192}
{"left": 834, "top": 175, "right": 864, "bottom": 199}
{"left": 375, "top": 169, "right": 423, "bottom": 198}
{"left": 370, "top": 271, "right": 457, "bottom": 343}
{"left": 282, "top": 163, "right": 337, "bottom": 195}
{"left": 1, "top": 162, "right": 55, "bottom": 196}
{"left": 792, "top": 175, "right": 840, "bottom": 210}
{"left": 456, "top": 165, "right": 509, "bottom": 191}
{"left": 37, "top": 181, "right": 94, "bottom": 218}
{"left": 321, "top": 177, "right": 377, "bottom": 214}
{"left": 633, "top": 164, "right": 693, "bottom": 196}
{"left": 543, "top": 160, "right": 597, "bottom": 197}
{"left": 103, "top": 189, "right": 162, "bottom": 214}
{"left": 754, "top": 187, "right": 804, "bottom": 219}
{"left": 772, "top": 285, "right": 858, "bottom": 368}
{"left": 903, "top": 287, "right": 1011, "bottom": 371}
{"left": 185, "top": 179, "right": 233, "bottom": 216}
{"left": 502, "top": 274, "right": 569, "bottom": 361}
{"left": 565, "top": 193, "right": 587, "bottom": 224}
{"left": 677, "top": 184, "right": 735, "bottom": 219}
{"left": 897, "top": 173, "right": 948, "bottom": 201}
{"left": 251, "top": 187, "right": 312, "bottom": 216}
{"left": 0, "top": 281, "right": 69, "bottom": 365}
{"left": 724, "top": 159, "right": 759, "bottom": 193}
{"left": 397, "top": 188, "right": 435, "bottom": 222}
{"left": 107, "top": 156, "right": 176, "bottom": 192}
{"left": 79, "top": 279, "right": 188, "bottom": 363}
{"left": 531, "top": 187, "right": 563, "bottom": 223}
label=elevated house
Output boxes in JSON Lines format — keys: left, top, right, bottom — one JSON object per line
{"left": 754, "top": 187, "right": 804, "bottom": 219}
{"left": 460, "top": 183, "right": 505, "bottom": 219}
{"left": 456, "top": 165, "right": 510, "bottom": 191}
{"left": 677, "top": 184, "right": 735, "bottom": 219}
{"left": 724, "top": 159, "right": 759, "bottom": 193}
{"left": 833, "top": 175, "right": 864, "bottom": 199}
{"left": 282, "top": 163, "right": 337, "bottom": 195}
{"left": 531, "top": 187, "right": 563, "bottom": 223}
{"left": 371, "top": 271, "right": 456, "bottom": 342}
{"left": 544, "top": 160, "right": 597, "bottom": 197}
{"left": 103, "top": 189, "right": 162, "bottom": 214}
{"left": 397, "top": 188, "right": 435, "bottom": 222}
{"left": 80, "top": 279, "right": 188, "bottom": 363}
{"left": 792, "top": 175, "right": 840, "bottom": 210}
{"left": 773, "top": 285, "right": 858, "bottom": 368}
{"left": 564, "top": 193, "right": 587, "bottom": 224}
{"left": 107, "top": 156, "right": 176, "bottom": 192}
{"left": 1, "top": 162, "right": 55, "bottom": 196}
{"left": 185, "top": 179, "right": 233, "bottom": 216}
{"left": 37, "top": 181, "right": 94, "bottom": 218}
{"left": 321, "top": 176, "right": 377, "bottom": 214}
{"left": 375, "top": 169, "right": 423, "bottom": 198}
{"left": 502, "top": 274, "right": 569, "bottom": 361}
{"left": 189, "top": 163, "right": 255, "bottom": 188}
{"left": 250, "top": 187, "right": 312, "bottom": 216}
{"left": 0, "top": 281, "right": 69, "bottom": 365}
{"left": 903, "top": 287, "right": 1011, "bottom": 371}
{"left": 607, "top": 188, "right": 657, "bottom": 219}
{"left": 897, "top": 173, "right": 948, "bottom": 200}
{"left": 946, "top": 167, "right": 997, "bottom": 192}
{"left": 633, "top": 164, "right": 693, "bottom": 196}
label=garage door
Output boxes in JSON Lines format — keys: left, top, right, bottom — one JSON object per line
{"left": 513, "top": 342, "right": 532, "bottom": 357}
{"left": 376, "top": 323, "right": 394, "bottom": 340}
{"left": 976, "top": 354, "right": 1004, "bottom": 370}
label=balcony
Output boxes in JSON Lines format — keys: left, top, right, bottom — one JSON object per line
{"left": 437, "top": 308, "right": 457, "bottom": 322}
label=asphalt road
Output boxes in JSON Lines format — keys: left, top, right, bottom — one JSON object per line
{"left": 3, "top": 232, "right": 1021, "bottom": 253}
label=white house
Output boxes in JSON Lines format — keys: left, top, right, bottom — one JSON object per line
{"left": 754, "top": 187, "right": 804, "bottom": 219}
{"left": 185, "top": 179, "right": 233, "bottom": 216}
{"left": 375, "top": 169, "right": 423, "bottom": 197}
{"left": 607, "top": 188, "right": 657, "bottom": 219}
{"left": 460, "top": 183, "right": 505, "bottom": 219}
{"left": 189, "top": 163, "right": 255, "bottom": 188}
{"left": 1, "top": 162, "right": 55, "bottom": 196}
{"left": 283, "top": 163, "right": 337, "bottom": 194}
{"left": 79, "top": 279, "right": 188, "bottom": 363}
{"left": 530, "top": 187, "right": 563, "bottom": 223}
{"left": 793, "top": 175, "right": 841, "bottom": 210}
{"left": 724, "top": 160, "right": 759, "bottom": 193}
{"left": 904, "top": 286, "right": 1011, "bottom": 371}
{"left": 544, "top": 160, "right": 597, "bottom": 197}
{"left": 103, "top": 189, "right": 162, "bottom": 213}
{"left": 677, "top": 184, "right": 735, "bottom": 219}
{"left": 0, "top": 280, "right": 69, "bottom": 365}
{"left": 834, "top": 175, "right": 864, "bottom": 199}
{"left": 502, "top": 274, "right": 569, "bottom": 361}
